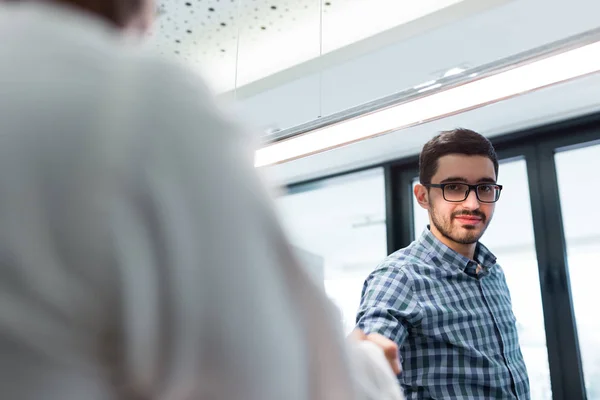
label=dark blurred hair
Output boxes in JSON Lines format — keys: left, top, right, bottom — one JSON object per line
{"left": 419, "top": 128, "right": 499, "bottom": 184}
{"left": 4, "top": 0, "right": 147, "bottom": 29}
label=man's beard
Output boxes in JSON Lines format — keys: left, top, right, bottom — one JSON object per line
{"left": 430, "top": 205, "right": 490, "bottom": 245}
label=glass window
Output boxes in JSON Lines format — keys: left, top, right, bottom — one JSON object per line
{"left": 555, "top": 142, "right": 600, "bottom": 399}
{"left": 412, "top": 158, "right": 552, "bottom": 399}
{"left": 275, "top": 169, "right": 387, "bottom": 334}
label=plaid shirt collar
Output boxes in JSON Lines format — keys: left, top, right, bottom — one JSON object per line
{"left": 418, "top": 226, "right": 497, "bottom": 276}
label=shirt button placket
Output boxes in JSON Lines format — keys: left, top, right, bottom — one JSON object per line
{"left": 479, "top": 278, "right": 520, "bottom": 399}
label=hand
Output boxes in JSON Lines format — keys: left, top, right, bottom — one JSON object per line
{"left": 349, "top": 329, "right": 401, "bottom": 375}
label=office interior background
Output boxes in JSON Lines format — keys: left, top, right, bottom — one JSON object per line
{"left": 149, "top": 1, "right": 600, "bottom": 399}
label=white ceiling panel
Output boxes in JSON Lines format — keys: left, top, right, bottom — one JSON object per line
{"left": 234, "top": 0, "right": 600, "bottom": 132}
{"left": 148, "top": 0, "right": 468, "bottom": 92}
{"left": 320, "top": 0, "right": 464, "bottom": 53}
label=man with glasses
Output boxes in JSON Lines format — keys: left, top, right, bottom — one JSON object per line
{"left": 356, "top": 129, "right": 530, "bottom": 399}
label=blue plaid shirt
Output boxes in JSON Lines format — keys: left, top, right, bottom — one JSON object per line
{"left": 356, "top": 228, "right": 530, "bottom": 399}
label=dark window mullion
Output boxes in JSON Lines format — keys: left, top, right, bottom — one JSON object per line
{"left": 525, "top": 144, "right": 586, "bottom": 400}
{"left": 399, "top": 168, "right": 419, "bottom": 245}
{"left": 384, "top": 164, "right": 418, "bottom": 254}
{"left": 384, "top": 165, "right": 400, "bottom": 255}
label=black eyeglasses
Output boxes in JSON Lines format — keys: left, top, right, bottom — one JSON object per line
{"left": 424, "top": 183, "right": 503, "bottom": 203}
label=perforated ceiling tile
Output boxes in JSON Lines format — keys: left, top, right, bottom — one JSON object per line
{"left": 147, "top": 0, "right": 464, "bottom": 93}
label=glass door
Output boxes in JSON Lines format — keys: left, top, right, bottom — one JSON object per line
{"left": 554, "top": 141, "right": 600, "bottom": 399}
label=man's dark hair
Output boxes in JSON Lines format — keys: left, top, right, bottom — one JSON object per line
{"left": 419, "top": 128, "right": 499, "bottom": 184}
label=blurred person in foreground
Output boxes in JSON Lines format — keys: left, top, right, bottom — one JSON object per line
{"left": 0, "top": 0, "right": 403, "bottom": 399}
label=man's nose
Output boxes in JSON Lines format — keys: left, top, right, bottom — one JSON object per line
{"left": 462, "top": 189, "right": 480, "bottom": 209}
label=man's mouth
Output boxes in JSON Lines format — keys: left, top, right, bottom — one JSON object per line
{"left": 454, "top": 214, "right": 484, "bottom": 225}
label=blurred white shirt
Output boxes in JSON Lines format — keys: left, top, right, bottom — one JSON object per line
{"left": 0, "top": 2, "right": 403, "bottom": 400}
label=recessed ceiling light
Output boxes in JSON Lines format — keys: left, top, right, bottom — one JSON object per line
{"left": 443, "top": 66, "right": 467, "bottom": 77}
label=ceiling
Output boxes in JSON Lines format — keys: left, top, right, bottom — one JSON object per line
{"left": 238, "top": 0, "right": 600, "bottom": 184}
{"left": 147, "top": 0, "right": 467, "bottom": 92}
{"left": 146, "top": 0, "right": 600, "bottom": 187}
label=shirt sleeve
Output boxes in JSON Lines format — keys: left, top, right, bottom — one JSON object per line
{"left": 347, "top": 341, "right": 406, "bottom": 400}
{"left": 356, "top": 264, "right": 423, "bottom": 348}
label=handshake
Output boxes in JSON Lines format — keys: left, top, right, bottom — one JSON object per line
{"left": 349, "top": 329, "right": 401, "bottom": 375}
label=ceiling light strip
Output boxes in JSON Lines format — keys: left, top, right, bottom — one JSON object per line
{"left": 264, "top": 27, "right": 600, "bottom": 144}
{"left": 255, "top": 37, "right": 600, "bottom": 167}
